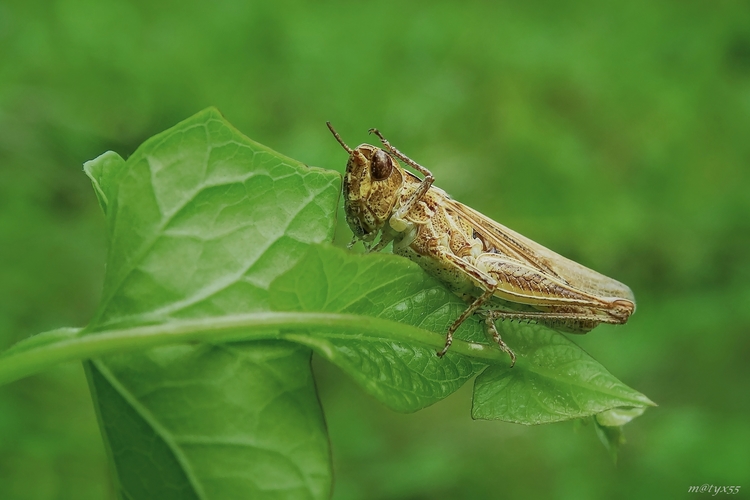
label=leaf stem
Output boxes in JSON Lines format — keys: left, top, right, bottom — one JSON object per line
{"left": 0, "top": 312, "right": 503, "bottom": 386}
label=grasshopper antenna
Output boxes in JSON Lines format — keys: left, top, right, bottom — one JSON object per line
{"left": 326, "top": 122, "right": 353, "bottom": 154}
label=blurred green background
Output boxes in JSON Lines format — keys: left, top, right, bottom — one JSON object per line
{"left": 1, "top": 0, "right": 749, "bottom": 498}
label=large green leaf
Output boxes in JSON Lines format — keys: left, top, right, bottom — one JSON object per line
{"left": 0, "top": 109, "right": 654, "bottom": 498}
{"left": 84, "top": 108, "right": 340, "bottom": 500}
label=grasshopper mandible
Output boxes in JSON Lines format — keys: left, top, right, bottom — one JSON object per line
{"left": 327, "top": 123, "right": 635, "bottom": 367}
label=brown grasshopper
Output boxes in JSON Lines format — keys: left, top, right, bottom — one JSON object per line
{"left": 327, "top": 123, "right": 635, "bottom": 367}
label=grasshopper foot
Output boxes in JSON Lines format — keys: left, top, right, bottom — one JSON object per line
{"left": 436, "top": 338, "right": 452, "bottom": 358}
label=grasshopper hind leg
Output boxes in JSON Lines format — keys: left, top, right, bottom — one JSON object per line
{"left": 481, "top": 312, "right": 517, "bottom": 367}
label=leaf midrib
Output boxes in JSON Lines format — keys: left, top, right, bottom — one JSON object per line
{"left": 0, "top": 312, "right": 505, "bottom": 386}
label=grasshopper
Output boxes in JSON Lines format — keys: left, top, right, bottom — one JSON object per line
{"left": 327, "top": 123, "right": 635, "bottom": 367}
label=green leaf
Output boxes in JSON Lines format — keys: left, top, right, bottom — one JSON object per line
{"left": 84, "top": 108, "right": 341, "bottom": 500}
{"left": 87, "top": 342, "right": 330, "bottom": 499}
{"left": 83, "top": 150, "right": 126, "bottom": 215}
{"left": 593, "top": 407, "right": 648, "bottom": 463}
{"left": 270, "top": 244, "right": 655, "bottom": 424}
{"left": 595, "top": 406, "right": 648, "bottom": 427}
{"left": 471, "top": 329, "right": 654, "bottom": 424}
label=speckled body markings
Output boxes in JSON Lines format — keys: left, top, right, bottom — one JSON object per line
{"left": 328, "top": 123, "right": 636, "bottom": 366}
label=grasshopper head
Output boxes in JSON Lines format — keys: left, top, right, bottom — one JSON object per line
{"left": 327, "top": 123, "right": 404, "bottom": 242}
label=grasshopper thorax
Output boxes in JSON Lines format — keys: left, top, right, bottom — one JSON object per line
{"left": 327, "top": 123, "right": 404, "bottom": 242}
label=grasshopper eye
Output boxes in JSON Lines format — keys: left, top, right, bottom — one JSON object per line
{"left": 370, "top": 149, "right": 393, "bottom": 180}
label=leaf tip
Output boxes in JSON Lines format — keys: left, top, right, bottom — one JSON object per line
{"left": 83, "top": 151, "right": 126, "bottom": 214}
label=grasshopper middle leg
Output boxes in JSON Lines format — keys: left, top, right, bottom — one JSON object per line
{"left": 437, "top": 287, "right": 495, "bottom": 358}
{"left": 430, "top": 251, "right": 519, "bottom": 366}
{"left": 437, "top": 288, "right": 518, "bottom": 367}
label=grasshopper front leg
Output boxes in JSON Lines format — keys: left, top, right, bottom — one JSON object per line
{"left": 369, "top": 128, "right": 435, "bottom": 223}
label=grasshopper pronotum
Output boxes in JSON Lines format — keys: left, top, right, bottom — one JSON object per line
{"left": 328, "top": 123, "right": 635, "bottom": 367}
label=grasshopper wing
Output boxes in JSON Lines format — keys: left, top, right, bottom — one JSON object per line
{"left": 443, "top": 198, "right": 635, "bottom": 305}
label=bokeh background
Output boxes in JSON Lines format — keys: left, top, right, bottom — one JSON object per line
{"left": 1, "top": 1, "right": 749, "bottom": 498}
